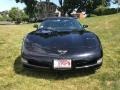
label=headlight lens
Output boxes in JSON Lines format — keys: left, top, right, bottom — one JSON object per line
{"left": 97, "top": 58, "right": 102, "bottom": 64}
{"left": 22, "top": 38, "right": 47, "bottom": 55}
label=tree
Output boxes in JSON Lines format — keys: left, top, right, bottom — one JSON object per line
{"left": 0, "top": 11, "right": 11, "bottom": 21}
{"left": 16, "top": 0, "right": 38, "bottom": 18}
{"left": 60, "top": 0, "right": 111, "bottom": 16}
{"left": 21, "top": 11, "right": 29, "bottom": 22}
{"left": 9, "top": 7, "right": 28, "bottom": 24}
{"left": 59, "top": 0, "right": 63, "bottom": 7}
{"left": 113, "top": 0, "right": 120, "bottom": 12}
{"left": 15, "top": 0, "right": 111, "bottom": 17}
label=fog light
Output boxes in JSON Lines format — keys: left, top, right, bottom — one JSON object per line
{"left": 97, "top": 58, "right": 102, "bottom": 64}
{"left": 21, "top": 58, "right": 28, "bottom": 64}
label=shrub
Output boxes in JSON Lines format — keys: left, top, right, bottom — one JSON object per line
{"left": 0, "top": 14, "right": 10, "bottom": 21}
{"left": 9, "top": 7, "right": 29, "bottom": 24}
{"left": 93, "top": 6, "right": 118, "bottom": 16}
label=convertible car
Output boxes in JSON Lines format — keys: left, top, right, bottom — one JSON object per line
{"left": 21, "top": 17, "right": 103, "bottom": 70}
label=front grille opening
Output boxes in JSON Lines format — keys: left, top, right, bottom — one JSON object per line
{"left": 28, "top": 59, "right": 51, "bottom": 67}
{"left": 73, "top": 60, "right": 97, "bottom": 67}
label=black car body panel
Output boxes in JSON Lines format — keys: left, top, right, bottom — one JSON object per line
{"left": 21, "top": 17, "right": 103, "bottom": 70}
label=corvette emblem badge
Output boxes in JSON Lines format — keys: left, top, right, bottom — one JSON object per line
{"left": 57, "top": 50, "right": 68, "bottom": 55}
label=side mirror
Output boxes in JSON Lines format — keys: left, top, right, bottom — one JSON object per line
{"left": 83, "top": 25, "right": 88, "bottom": 28}
{"left": 38, "top": 19, "right": 44, "bottom": 22}
{"left": 33, "top": 24, "right": 38, "bottom": 29}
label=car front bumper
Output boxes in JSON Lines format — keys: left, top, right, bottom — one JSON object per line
{"left": 21, "top": 57, "right": 102, "bottom": 70}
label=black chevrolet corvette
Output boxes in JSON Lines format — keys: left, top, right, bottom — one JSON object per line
{"left": 21, "top": 17, "right": 103, "bottom": 70}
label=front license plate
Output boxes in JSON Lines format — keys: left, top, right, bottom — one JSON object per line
{"left": 53, "top": 59, "right": 72, "bottom": 69}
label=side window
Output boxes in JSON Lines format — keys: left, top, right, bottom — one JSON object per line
{"left": 76, "top": 20, "right": 82, "bottom": 28}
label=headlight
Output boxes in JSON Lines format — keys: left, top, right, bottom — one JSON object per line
{"left": 22, "top": 38, "right": 47, "bottom": 55}
{"left": 21, "top": 58, "right": 28, "bottom": 64}
{"left": 97, "top": 58, "right": 103, "bottom": 64}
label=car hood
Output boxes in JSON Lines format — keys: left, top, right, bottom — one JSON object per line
{"left": 26, "top": 30, "right": 100, "bottom": 55}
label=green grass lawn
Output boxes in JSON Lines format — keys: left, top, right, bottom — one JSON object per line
{"left": 0, "top": 14, "right": 120, "bottom": 90}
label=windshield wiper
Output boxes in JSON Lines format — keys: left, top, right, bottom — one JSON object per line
{"left": 36, "top": 28, "right": 58, "bottom": 34}
{"left": 40, "top": 28, "right": 57, "bottom": 31}
{"left": 37, "top": 28, "right": 83, "bottom": 34}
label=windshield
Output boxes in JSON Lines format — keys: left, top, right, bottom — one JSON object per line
{"left": 38, "top": 18, "right": 82, "bottom": 31}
